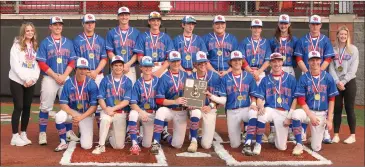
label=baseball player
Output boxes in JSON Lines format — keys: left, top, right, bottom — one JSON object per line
{"left": 106, "top": 6, "right": 140, "bottom": 84}
{"left": 186, "top": 51, "right": 225, "bottom": 153}
{"left": 269, "top": 14, "right": 299, "bottom": 141}
{"left": 150, "top": 51, "right": 188, "bottom": 155}
{"left": 134, "top": 11, "right": 175, "bottom": 78}
{"left": 36, "top": 16, "right": 79, "bottom": 145}
{"left": 251, "top": 53, "right": 300, "bottom": 155}
{"left": 173, "top": 15, "right": 208, "bottom": 75}
{"left": 73, "top": 14, "right": 107, "bottom": 129}
{"left": 202, "top": 15, "right": 238, "bottom": 77}
{"left": 291, "top": 51, "right": 339, "bottom": 155}
{"left": 91, "top": 56, "right": 133, "bottom": 154}
{"left": 127, "top": 56, "right": 159, "bottom": 155}
{"left": 216, "top": 50, "right": 259, "bottom": 155}
{"left": 294, "top": 15, "right": 335, "bottom": 142}
{"left": 54, "top": 58, "right": 98, "bottom": 152}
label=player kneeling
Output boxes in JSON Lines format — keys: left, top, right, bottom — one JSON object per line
{"left": 291, "top": 51, "right": 338, "bottom": 154}
{"left": 252, "top": 53, "right": 300, "bottom": 155}
{"left": 186, "top": 51, "right": 225, "bottom": 152}
{"left": 92, "top": 56, "right": 133, "bottom": 154}
{"left": 127, "top": 56, "right": 159, "bottom": 155}
{"left": 54, "top": 58, "right": 98, "bottom": 152}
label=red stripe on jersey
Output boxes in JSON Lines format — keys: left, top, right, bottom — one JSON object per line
{"left": 329, "top": 96, "right": 335, "bottom": 101}
{"left": 297, "top": 96, "right": 306, "bottom": 106}
{"left": 68, "top": 60, "right": 75, "bottom": 68}
{"left": 156, "top": 98, "right": 165, "bottom": 105}
{"left": 325, "top": 57, "right": 332, "bottom": 63}
{"left": 296, "top": 56, "right": 303, "bottom": 63}
{"left": 38, "top": 61, "right": 50, "bottom": 72}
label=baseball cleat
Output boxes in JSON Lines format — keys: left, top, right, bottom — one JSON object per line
{"left": 150, "top": 143, "right": 160, "bottom": 155}
{"left": 343, "top": 136, "right": 356, "bottom": 144}
{"left": 54, "top": 143, "right": 68, "bottom": 152}
{"left": 187, "top": 141, "right": 198, "bottom": 153}
{"left": 241, "top": 132, "right": 247, "bottom": 143}
{"left": 323, "top": 138, "right": 332, "bottom": 144}
{"left": 252, "top": 143, "right": 262, "bottom": 155}
{"left": 288, "top": 132, "right": 295, "bottom": 141}
{"left": 262, "top": 134, "right": 268, "bottom": 142}
{"left": 11, "top": 134, "right": 27, "bottom": 146}
{"left": 292, "top": 144, "right": 304, "bottom": 156}
{"left": 66, "top": 130, "right": 80, "bottom": 142}
{"left": 268, "top": 132, "right": 276, "bottom": 144}
{"left": 92, "top": 145, "right": 105, "bottom": 155}
{"left": 130, "top": 144, "right": 141, "bottom": 155}
{"left": 242, "top": 144, "right": 253, "bottom": 156}
{"left": 38, "top": 132, "right": 47, "bottom": 145}
{"left": 332, "top": 135, "right": 340, "bottom": 143}
{"left": 161, "top": 130, "right": 171, "bottom": 142}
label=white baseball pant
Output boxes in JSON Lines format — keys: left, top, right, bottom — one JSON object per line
{"left": 155, "top": 107, "right": 188, "bottom": 148}
{"left": 190, "top": 108, "right": 217, "bottom": 149}
{"left": 39, "top": 75, "right": 68, "bottom": 112}
{"left": 99, "top": 111, "right": 127, "bottom": 149}
{"left": 55, "top": 110, "right": 94, "bottom": 149}
{"left": 125, "top": 66, "right": 137, "bottom": 85}
{"left": 128, "top": 110, "right": 155, "bottom": 148}
{"left": 94, "top": 73, "right": 104, "bottom": 115}
{"left": 227, "top": 107, "right": 258, "bottom": 148}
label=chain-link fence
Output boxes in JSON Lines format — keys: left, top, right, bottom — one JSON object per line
{"left": 1, "top": 1, "right": 364, "bottom": 16}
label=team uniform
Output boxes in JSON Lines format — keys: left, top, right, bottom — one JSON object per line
{"left": 292, "top": 70, "right": 339, "bottom": 151}
{"left": 269, "top": 36, "right": 298, "bottom": 77}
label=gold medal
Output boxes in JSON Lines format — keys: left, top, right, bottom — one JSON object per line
{"left": 77, "top": 103, "right": 83, "bottom": 110}
{"left": 277, "top": 97, "right": 282, "bottom": 104}
{"left": 337, "top": 66, "right": 343, "bottom": 72}
{"left": 282, "top": 56, "right": 286, "bottom": 62}
{"left": 89, "top": 53, "right": 94, "bottom": 59}
{"left": 237, "top": 95, "right": 243, "bottom": 101}
{"left": 315, "top": 94, "right": 320, "bottom": 101}
{"left": 217, "top": 50, "right": 223, "bottom": 56}
{"left": 185, "top": 54, "right": 191, "bottom": 60}
{"left": 144, "top": 103, "right": 151, "bottom": 109}
{"left": 152, "top": 52, "right": 158, "bottom": 58}
{"left": 251, "top": 58, "right": 256, "bottom": 64}
{"left": 57, "top": 58, "right": 62, "bottom": 64}
{"left": 114, "top": 99, "right": 120, "bottom": 105}
{"left": 27, "top": 63, "right": 33, "bottom": 68}
{"left": 121, "top": 49, "right": 127, "bottom": 55}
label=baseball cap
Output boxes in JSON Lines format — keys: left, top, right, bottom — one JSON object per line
{"left": 278, "top": 14, "right": 290, "bottom": 24}
{"left": 76, "top": 57, "right": 89, "bottom": 69}
{"left": 50, "top": 16, "right": 63, "bottom": 25}
{"left": 194, "top": 51, "right": 208, "bottom": 63}
{"left": 141, "top": 56, "right": 154, "bottom": 67}
{"left": 168, "top": 51, "right": 181, "bottom": 62}
{"left": 308, "top": 51, "right": 321, "bottom": 59}
{"left": 269, "top": 52, "right": 283, "bottom": 61}
{"left": 149, "top": 11, "right": 162, "bottom": 20}
{"left": 182, "top": 15, "right": 197, "bottom": 24}
{"left": 82, "top": 14, "right": 96, "bottom": 23}
{"left": 117, "top": 6, "right": 130, "bottom": 15}
{"left": 251, "top": 19, "right": 263, "bottom": 27}
{"left": 213, "top": 15, "right": 226, "bottom": 23}
{"left": 309, "top": 15, "right": 321, "bottom": 24}
{"left": 230, "top": 50, "right": 244, "bottom": 60}
{"left": 111, "top": 56, "right": 125, "bottom": 64}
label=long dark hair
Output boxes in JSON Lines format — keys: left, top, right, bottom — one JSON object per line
{"left": 274, "top": 25, "right": 293, "bottom": 42}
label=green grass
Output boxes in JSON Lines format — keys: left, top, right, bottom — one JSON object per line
{"left": 1, "top": 105, "right": 60, "bottom": 124}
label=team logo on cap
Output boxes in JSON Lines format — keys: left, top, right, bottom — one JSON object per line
{"left": 234, "top": 52, "right": 240, "bottom": 57}
{"left": 55, "top": 17, "right": 61, "bottom": 21}
{"left": 87, "top": 15, "right": 93, "bottom": 19}
{"left": 255, "top": 20, "right": 260, "bottom": 24}
{"left": 312, "top": 51, "right": 317, "bottom": 56}
{"left": 152, "top": 12, "right": 160, "bottom": 17}
{"left": 281, "top": 15, "right": 287, "bottom": 20}
{"left": 173, "top": 52, "right": 178, "bottom": 57}
{"left": 199, "top": 53, "right": 206, "bottom": 58}
{"left": 313, "top": 17, "right": 318, "bottom": 21}
{"left": 81, "top": 59, "right": 87, "bottom": 65}
{"left": 115, "top": 56, "right": 121, "bottom": 60}
{"left": 121, "top": 7, "right": 127, "bottom": 12}
{"left": 217, "top": 16, "right": 222, "bottom": 20}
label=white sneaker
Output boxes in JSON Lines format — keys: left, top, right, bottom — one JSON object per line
{"left": 343, "top": 136, "right": 356, "bottom": 144}
{"left": 262, "top": 134, "right": 268, "bottom": 142}
{"left": 292, "top": 143, "right": 304, "bottom": 156}
{"left": 268, "top": 132, "right": 275, "bottom": 144}
{"left": 66, "top": 130, "right": 80, "bottom": 142}
{"left": 187, "top": 141, "right": 198, "bottom": 153}
{"left": 252, "top": 143, "right": 262, "bottom": 155}
{"left": 54, "top": 143, "right": 68, "bottom": 152}
{"left": 332, "top": 135, "right": 340, "bottom": 143}
{"left": 92, "top": 145, "right": 106, "bottom": 155}
{"left": 20, "top": 132, "right": 32, "bottom": 145}
{"left": 39, "top": 132, "right": 47, "bottom": 145}
{"left": 11, "top": 134, "right": 27, "bottom": 146}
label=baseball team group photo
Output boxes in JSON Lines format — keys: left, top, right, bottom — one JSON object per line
{"left": 1, "top": 1, "right": 364, "bottom": 166}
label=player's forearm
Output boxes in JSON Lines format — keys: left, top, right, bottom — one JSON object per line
{"left": 320, "top": 61, "right": 330, "bottom": 71}
{"left": 258, "top": 61, "right": 269, "bottom": 74}
{"left": 113, "top": 100, "right": 130, "bottom": 111}
{"left": 290, "top": 99, "right": 297, "bottom": 110}
{"left": 107, "top": 51, "right": 116, "bottom": 60}
{"left": 257, "top": 98, "right": 264, "bottom": 107}
{"left": 126, "top": 54, "right": 137, "bottom": 66}
{"left": 95, "top": 59, "right": 107, "bottom": 74}
{"left": 163, "top": 99, "right": 177, "bottom": 106}
{"left": 250, "top": 96, "right": 257, "bottom": 104}
{"left": 60, "top": 104, "right": 78, "bottom": 116}
{"left": 209, "top": 95, "right": 226, "bottom": 105}
{"left": 63, "top": 66, "right": 74, "bottom": 77}
{"left": 207, "top": 62, "right": 218, "bottom": 73}
{"left": 45, "top": 68, "right": 58, "bottom": 79}
{"left": 297, "top": 61, "right": 308, "bottom": 73}
{"left": 131, "top": 104, "right": 143, "bottom": 113}
{"left": 301, "top": 104, "right": 312, "bottom": 117}
{"left": 98, "top": 99, "right": 108, "bottom": 110}
{"left": 82, "top": 106, "right": 97, "bottom": 118}
{"left": 327, "top": 101, "right": 335, "bottom": 121}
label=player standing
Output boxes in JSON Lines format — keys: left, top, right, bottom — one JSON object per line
{"left": 36, "top": 16, "right": 78, "bottom": 145}
{"left": 202, "top": 15, "right": 238, "bottom": 77}
{"left": 91, "top": 56, "right": 133, "bottom": 154}
{"left": 291, "top": 51, "right": 339, "bottom": 155}
{"left": 173, "top": 15, "right": 208, "bottom": 75}
{"left": 54, "top": 58, "right": 98, "bottom": 151}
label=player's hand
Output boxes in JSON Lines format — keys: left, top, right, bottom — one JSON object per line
{"left": 204, "top": 90, "right": 212, "bottom": 98}
{"left": 186, "top": 71, "right": 192, "bottom": 76}
{"left": 90, "top": 70, "right": 98, "bottom": 80}
{"left": 54, "top": 75, "right": 63, "bottom": 85}
{"left": 140, "top": 111, "right": 149, "bottom": 122}
{"left": 257, "top": 105, "right": 265, "bottom": 115}
{"left": 187, "top": 106, "right": 196, "bottom": 110}
{"left": 253, "top": 70, "right": 260, "bottom": 81}
{"left": 218, "top": 70, "right": 228, "bottom": 77}
{"left": 250, "top": 104, "right": 258, "bottom": 112}
{"left": 337, "top": 82, "right": 345, "bottom": 91}
{"left": 175, "top": 97, "right": 187, "bottom": 106}
{"left": 58, "top": 74, "right": 67, "bottom": 85}
{"left": 283, "top": 118, "right": 291, "bottom": 127}
{"left": 309, "top": 114, "right": 320, "bottom": 126}
{"left": 105, "top": 107, "right": 115, "bottom": 116}
{"left": 201, "top": 106, "right": 211, "bottom": 113}
{"left": 123, "top": 63, "right": 130, "bottom": 73}
{"left": 72, "top": 115, "right": 83, "bottom": 124}
{"left": 326, "top": 119, "right": 333, "bottom": 130}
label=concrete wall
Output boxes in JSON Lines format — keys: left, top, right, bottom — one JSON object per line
{"left": 354, "top": 22, "right": 364, "bottom": 105}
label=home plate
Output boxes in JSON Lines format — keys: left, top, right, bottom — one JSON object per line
{"left": 176, "top": 152, "right": 212, "bottom": 157}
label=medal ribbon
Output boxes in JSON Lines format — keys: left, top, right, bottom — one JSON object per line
{"left": 213, "top": 33, "right": 226, "bottom": 49}
{"left": 183, "top": 35, "right": 193, "bottom": 53}
{"left": 251, "top": 37, "right": 261, "bottom": 55}
{"left": 51, "top": 36, "right": 62, "bottom": 56}
{"left": 231, "top": 72, "right": 243, "bottom": 92}
{"left": 279, "top": 37, "right": 287, "bottom": 56}
{"left": 310, "top": 71, "right": 321, "bottom": 93}
{"left": 111, "top": 75, "right": 123, "bottom": 100}
{"left": 74, "top": 77, "right": 86, "bottom": 102}
{"left": 142, "top": 78, "right": 154, "bottom": 101}
{"left": 272, "top": 72, "right": 284, "bottom": 96}
{"left": 195, "top": 72, "right": 207, "bottom": 81}
{"left": 338, "top": 46, "right": 346, "bottom": 65}
{"left": 119, "top": 28, "right": 130, "bottom": 47}
{"left": 83, "top": 32, "right": 96, "bottom": 50}
{"left": 26, "top": 42, "right": 34, "bottom": 58}
{"left": 150, "top": 32, "right": 160, "bottom": 53}
{"left": 308, "top": 34, "right": 320, "bottom": 52}
{"left": 169, "top": 71, "right": 181, "bottom": 94}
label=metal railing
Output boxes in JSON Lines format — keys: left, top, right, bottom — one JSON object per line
{"left": 1, "top": 1, "right": 364, "bottom": 16}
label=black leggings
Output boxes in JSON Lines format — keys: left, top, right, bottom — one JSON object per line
{"left": 10, "top": 79, "right": 35, "bottom": 134}
{"left": 333, "top": 78, "right": 357, "bottom": 134}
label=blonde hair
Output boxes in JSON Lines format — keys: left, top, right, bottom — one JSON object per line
{"left": 16, "top": 22, "right": 38, "bottom": 51}
{"left": 335, "top": 25, "right": 352, "bottom": 55}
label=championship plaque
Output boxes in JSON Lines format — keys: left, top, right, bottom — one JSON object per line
{"left": 183, "top": 78, "right": 207, "bottom": 108}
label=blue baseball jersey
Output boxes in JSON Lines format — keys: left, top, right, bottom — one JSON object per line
{"left": 134, "top": 31, "right": 175, "bottom": 62}
{"left": 269, "top": 36, "right": 298, "bottom": 67}
{"left": 173, "top": 34, "right": 208, "bottom": 70}
{"left": 202, "top": 33, "right": 238, "bottom": 71}
{"left": 73, "top": 33, "right": 107, "bottom": 71}
{"left": 106, "top": 27, "right": 140, "bottom": 65}
{"left": 254, "top": 72, "right": 297, "bottom": 111}
{"left": 131, "top": 76, "right": 159, "bottom": 111}
{"left": 294, "top": 33, "right": 335, "bottom": 69}
{"left": 188, "top": 70, "right": 221, "bottom": 106}
{"left": 98, "top": 74, "right": 132, "bottom": 110}
{"left": 216, "top": 71, "right": 257, "bottom": 109}
{"left": 238, "top": 37, "right": 271, "bottom": 68}
{"left": 59, "top": 76, "right": 98, "bottom": 113}
{"left": 156, "top": 70, "right": 188, "bottom": 109}
{"left": 36, "top": 36, "right": 77, "bottom": 75}
{"left": 295, "top": 71, "right": 339, "bottom": 111}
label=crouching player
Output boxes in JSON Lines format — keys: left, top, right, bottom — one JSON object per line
{"left": 54, "top": 58, "right": 98, "bottom": 152}
{"left": 252, "top": 53, "right": 300, "bottom": 155}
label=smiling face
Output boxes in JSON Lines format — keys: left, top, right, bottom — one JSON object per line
{"left": 169, "top": 60, "right": 181, "bottom": 71}
{"left": 83, "top": 22, "right": 95, "bottom": 33}
{"left": 230, "top": 58, "right": 243, "bottom": 70}
{"left": 251, "top": 26, "right": 262, "bottom": 37}
{"left": 182, "top": 22, "right": 196, "bottom": 34}
{"left": 140, "top": 66, "right": 153, "bottom": 76}
{"left": 309, "top": 23, "right": 322, "bottom": 34}
{"left": 270, "top": 59, "right": 283, "bottom": 73}
{"left": 278, "top": 22, "right": 290, "bottom": 33}
{"left": 112, "top": 62, "right": 124, "bottom": 76}
{"left": 149, "top": 19, "right": 161, "bottom": 31}
{"left": 76, "top": 67, "right": 89, "bottom": 77}
{"left": 195, "top": 61, "right": 208, "bottom": 73}
{"left": 308, "top": 57, "right": 321, "bottom": 71}
{"left": 118, "top": 13, "right": 130, "bottom": 25}
{"left": 24, "top": 25, "right": 35, "bottom": 40}
{"left": 49, "top": 22, "right": 63, "bottom": 36}
{"left": 337, "top": 29, "right": 348, "bottom": 44}
{"left": 213, "top": 22, "right": 226, "bottom": 35}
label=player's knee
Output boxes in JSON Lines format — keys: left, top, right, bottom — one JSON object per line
{"left": 201, "top": 141, "right": 212, "bottom": 149}
{"left": 155, "top": 107, "right": 169, "bottom": 120}
{"left": 128, "top": 110, "right": 139, "bottom": 121}
{"left": 190, "top": 109, "right": 202, "bottom": 119}
{"left": 276, "top": 144, "right": 287, "bottom": 151}
{"left": 230, "top": 142, "right": 240, "bottom": 149}
{"left": 100, "top": 114, "right": 112, "bottom": 123}
{"left": 291, "top": 109, "right": 302, "bottom": 121}
{"left": 55, "top": 110, "right": 67, "bottom": 124}
{"left": 80, "top": 141, "right": 93, "bottom": 150}
{"left": 248, "top": 109, "right": 258, "bottom": 119}
{"left": 311, "top": 144, "right": 322, "bottom": 152}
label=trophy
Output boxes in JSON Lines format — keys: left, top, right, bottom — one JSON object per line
{"left": 183, "top": 78, "right": 207, "bottom": 108}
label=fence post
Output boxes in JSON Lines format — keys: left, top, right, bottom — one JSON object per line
{"left": 245, "top": 1, "right": 248, "bottom": 16}
{"left": 15, "top": 1, "right": 19, "bottom": 14}
{"left": 310, "top": 1, "right": 313, "bottom": 15}
{"left": 83, "top": 0, "right": 86, "bottom": 14}
{"left": 330, "top": 1, "right": 335, "bottom": 14}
